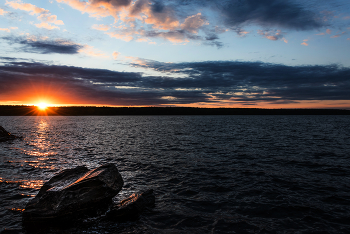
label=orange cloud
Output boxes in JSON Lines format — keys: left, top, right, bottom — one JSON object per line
{"left": 301, "top": 39, "right": 308, "bottom": 46}
{"left": 181, "top": 13, "right": 207, "bottom": 34}
{"left": 57, "top": 0, "right": 208, "bottom": 44}
{"left": 331, "top": 32, "right": 346, "bottom": 38}
{"left": 326, "top": 29, "right": 331, "bottom": 34}
{"left": 112, "top": 51, "right": 120, "bottom": 59}
{"left": 0, "top": 27, "right": 17, "bottom": 32}
{"left": 257, "top": 30, "right": 286, "bottom": 42}
{"left": 37, "top": 13, "right": 64, "bottom": 25}
{"left": 35, "top": 22, "right": 59, "bottom": 30}
{"left": 7, "top": 0, "right": 64, "bottom": 29}
{"left": 78, "top": 45, "right": 108, "bottom": 58}
{"left": 0, "top": 8, "right": 8, "bottom": 15}
{"left": 56, "top": 0, "right": 129, "bottom": 20}
{"left": 136, "top": 38, "right": 147, "bottom": 42}
{"left": 6, "top": 0, "right": 48, "bottom": 15}
{"left": 92, "top": 24, "right": 111, "bottom": 31}
{"left": 106, "top": 31, "right": 135, "bottom": 42}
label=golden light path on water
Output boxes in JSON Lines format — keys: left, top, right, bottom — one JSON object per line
{"left": 5, "top": 118, "right": 58, "bottom": 192}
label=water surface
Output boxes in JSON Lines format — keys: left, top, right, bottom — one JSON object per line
{"left": 1, "top": 116, "right": 350, "bottom": 233}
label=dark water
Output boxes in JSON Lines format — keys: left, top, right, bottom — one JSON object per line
{"left": 1, "top": 116, "right": 350, "bottom": 233}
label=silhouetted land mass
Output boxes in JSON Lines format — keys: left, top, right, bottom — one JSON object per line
{"left": 0, "top": 106, "right": 349, "bottom": 116}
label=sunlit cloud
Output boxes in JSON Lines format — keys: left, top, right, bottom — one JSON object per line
{"left": 112, "top": 51, "right": 120, "bottom": 59}
{"left": 106, "top": 31, "right": 135, "bottom": 42}
{"left": 78, "top": 45, "right": 108, "bottom": 58}
{"left": 37, "top": 13, "right": 64, "bottom": 25}
{"left": 6, "top": 0, "right": 64, "bottom": 29}
{"left": 34, "top": 22, "right": 60, "bottom": 30}
{"left": 301, "top": 39, "right": 308, "bottom": 46}
{"left": 257, "top": 30, "right": 286, "bottom": 42}
{"left": 181, "top": 13, "right": 208, "bottom": 34}
{"left": 92, "top": 24, "right": 111, "bottom": 31}
{"left": 6, "top": 0, "right": 48, "bottom": 15}
{"left": 0, "top": 27, "right": 18, "bottom": 32}
{"left": 331, "top": 31, "right": 346, "bottom": 38}
{"left": 55, "top": 0, "right": 130, "bottom": 20}
{"left": 0, "top": 8, "right": 9, "bottom": 15}
{"left": 326, "top": 29, "right": 332, "bottom": 34}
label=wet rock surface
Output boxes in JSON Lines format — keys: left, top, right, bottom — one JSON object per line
{"left": 107, "top": 189, "right": 155, "bottom": 221}
{"left": 0, "top": 126, "right": 19, "bottom": 142}
{"left": 23, "top": 164, "right": 124, "bottom": 226}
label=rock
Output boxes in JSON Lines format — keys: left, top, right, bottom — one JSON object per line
{"left": 0, "top": 126, "right": 19, "bottom": 142}
{"left": 23, "top": 163, "right": 124, "bottom": 226}
{"left": 106, "top": 189, "right": 155, "bottom": 220}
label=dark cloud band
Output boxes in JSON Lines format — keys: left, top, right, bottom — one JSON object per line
{"left": 0, "top": 57, "right": 349, "bottom": 106}
{"left": 2, "top": 36, "right": 83, "bottom": 54}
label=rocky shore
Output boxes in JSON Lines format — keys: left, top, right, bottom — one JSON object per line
{"left": 0, "top": 126, "right": 20, "bottom": 142}
{"left": 22, "top": 164, "right": 155, "bottom": 231}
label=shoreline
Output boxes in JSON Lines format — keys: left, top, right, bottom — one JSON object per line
{"left": 0, "top": 106, "right": 350, "bottom": 116}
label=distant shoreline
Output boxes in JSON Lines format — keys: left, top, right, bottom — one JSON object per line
{"left": 0, "top": 106, "right": 349, "bottom": 116}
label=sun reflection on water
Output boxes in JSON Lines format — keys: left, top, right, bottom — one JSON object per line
{"left": 0, "top": 177, "right": 44, "bottom": 190}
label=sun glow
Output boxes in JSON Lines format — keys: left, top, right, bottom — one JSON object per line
{"left": 37, "top": 103, "right": 49, "bottom": 110}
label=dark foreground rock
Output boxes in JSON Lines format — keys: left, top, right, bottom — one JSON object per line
{"left": 0, "top": 126, "right": 20, "bottom": 142}
{"left": 106, "top": 189, "right": 155, "bottom": 220}
{"left": 23, "top": 163, "right": 124, "bottom": 227}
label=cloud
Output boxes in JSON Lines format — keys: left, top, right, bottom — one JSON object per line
{"left": 37, "top": 13, "right": 64, "bottom": 25}
{"left": 0, "top": 27, "right": 18, "bottom": 32}
{"left": 6, "top": 0, "right": 48, "bottom": 14}
{"left": 52, "top": 0, "right": 330, "bottom": 49}
{"left": 213, "top": 0, "right": 322, "bottom": 30}
{"left": 113, "top": 51, "right": 120, "bottom": 59}
{"left": 106, "top": 30, "right": 135, "bottom": 42}
{"left": 78, "top": 45, "right": 108, "bottom": 58}
{"left": 301, "top": 39, "right": 308, "bottom": 46}
{"left": 181, "top": 13, "right": 207, "bottom": 34}
{"left": 6, "top": 0, "right": 64, "bottom": 30}
{"left": 257, "top": 30, "right": 286, "bottom": 42}
{"left": 326, "top": 29, "right": 332, "bottom": 34}
{"left": 2, "top": 36, "right": 83, "bottom": 54}
{"left": 55, "top": 0, "right": 325, "bottom": 48}
{"left": 56, "top": 0, "right": 131, "bottom": 20}
{"left": 331, "top": 31, "right": 346, "bottom": 38}
{"left": 34, "top": 22, "right": 60, "bottom": 30}
{"left": 142, "top": 29, "right": 189, "bottom": 44}
{"left": 92, "top": 24, "right": 111, "bottom": 31}
{"left": 1, "top": 58, "right": 349, "bottom": 105}
{"left": 0, "top": 8, "right": 8, "bottom": 15}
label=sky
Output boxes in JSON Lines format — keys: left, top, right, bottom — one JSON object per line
{"left": 0, "top": 0, "right": 350, "bottom": 108}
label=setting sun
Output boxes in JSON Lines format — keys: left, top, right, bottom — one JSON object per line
{"left": 37, "top": 103, "right": 48, "bottom": 110}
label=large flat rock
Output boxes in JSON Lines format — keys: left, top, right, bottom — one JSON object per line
{"left": 23, "top": 163, "right": 124, "bottom": 225}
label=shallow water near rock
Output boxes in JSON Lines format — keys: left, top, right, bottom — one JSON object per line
{"left": 0, "top": 115, "right": 350, "bottom": 233}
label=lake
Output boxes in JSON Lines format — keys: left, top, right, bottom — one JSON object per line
{"left": 1, "top": 115, "right": 350, "bottom": 233}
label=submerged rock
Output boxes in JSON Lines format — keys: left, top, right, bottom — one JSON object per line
{"left": 0, "top": 126, "right": 19, "bottom": 142}
{"left": 23, "top": 163, "right": 124, "bottom": 226}
{"left": 107, "top": 189, "right": 155, "bottom": 220}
